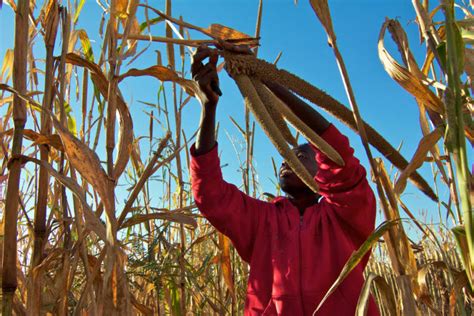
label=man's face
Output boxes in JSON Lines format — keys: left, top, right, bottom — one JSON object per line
{"left": 278, "top": 144, "right": 318, "bottom": 195}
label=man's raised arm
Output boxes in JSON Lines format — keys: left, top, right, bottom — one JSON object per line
{"left": 189, "top": 46, "right": 269, "bottom": 262}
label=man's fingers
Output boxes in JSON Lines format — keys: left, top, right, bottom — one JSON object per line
{"left": 191, "top": 60, "right": 204, "bottom": 77}
{"left": 191, "top": 46, "right": 219, "bottom": 77}
{"left": 192, "top": 45, "right": 217, "bottom": 64}
{"left": 209, "top": 49, "right": 218, "bottom": 67}
{"left": 193, "top": 63, "right": 215, "bottom": 81}
{"left": 216, "top": 39, "right": 253, "bottom": 55}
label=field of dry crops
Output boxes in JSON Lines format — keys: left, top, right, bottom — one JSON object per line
{"left": 0, "top": 0, "right": 473, "bottom": 315}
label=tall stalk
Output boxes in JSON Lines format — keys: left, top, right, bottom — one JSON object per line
{"left": 1, "top": 1, "right": 29, "bottom": 315}
{"left": 57, "top": 8, "right": 73, "bottom": 315}
{"left": 164, "top": 0, "right": 187, "bottom": 313}
{"left": 443, "top": 0, "right": 474, "bottom": 284}
{"left": 103, "top": 0, "right": 121, "bottom": 313}
{"left": 30, "top": 1, "right": 59, "bottom": 313}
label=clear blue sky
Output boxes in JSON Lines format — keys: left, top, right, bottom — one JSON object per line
{"left": 0, "top": 1, "right": 455, "bottom": 232}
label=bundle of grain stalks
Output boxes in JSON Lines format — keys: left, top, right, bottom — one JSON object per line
{"left": 0, "top": 0, "right": 472, "bottom": 315}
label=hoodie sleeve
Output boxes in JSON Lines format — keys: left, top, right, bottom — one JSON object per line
{"left": 310, "top": 124, "right": 376, "bottom": 238}
{"left": 190, "top": 143, "right": 268, "bottom": 263}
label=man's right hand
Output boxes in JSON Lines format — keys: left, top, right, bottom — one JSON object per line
{"left": 191, "top": 45, "right": 221, "bottom": 107}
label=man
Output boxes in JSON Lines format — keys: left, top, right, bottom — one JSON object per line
{"left": 189, "top": 45, "right": 379, "bottom": 315}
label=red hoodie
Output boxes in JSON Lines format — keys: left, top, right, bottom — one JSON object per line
{"left": 190, "top": 124, "right": 379, "bottom": 315}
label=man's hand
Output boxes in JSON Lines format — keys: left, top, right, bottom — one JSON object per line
{"left": 192, "top": 45, "right": 221, "bottom": 107}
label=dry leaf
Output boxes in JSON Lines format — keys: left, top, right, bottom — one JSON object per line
{"left": 309, "top": 0, "right": 336, "bottom": 44}
{"left": 49, "top": 114, "right": 115, "bottom": 220}
{"left": 19, "top": 156, "right": 107, "bottom": 241}
{"left": 65, "top": 53, "right": 133, "bottom": 181}
{"left": 2, "top": 128, "right": 64, "bottom": 151}
{"left": 218, "top": 233, "right": 235, "bottom": 298}
{"left": 206, "top": 24, "right": 256, "bottom": 45}
{"left": 378, "top": 19, "right": 445, "bottom": 115}
{"left": 376, "top": 159, "right": 418, "bottom": 285}
{"left": 394, "top": 126, "right": 443, "bottom": 195}
{"left": 0, "top": 49, "right": 14, "bottom": 83}
{"left": 120, "top": 212, "right": 197, "bottom": 229}
{"left": 118, "top": 65, "right": 198, "bottom": 96}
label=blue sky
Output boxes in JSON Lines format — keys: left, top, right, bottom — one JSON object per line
{"left": 0, "top": 1, "right": 456, "bottom": 232}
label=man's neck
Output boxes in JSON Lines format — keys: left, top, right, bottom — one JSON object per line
{"left": 287, "top": 193, "right": 320, "bottom": 215}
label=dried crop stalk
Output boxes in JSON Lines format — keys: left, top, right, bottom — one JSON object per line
{"left": 164, "top": 0, "right": 187, "bottom": 313}
{"left": 31, "top": 0, "right": 59, "bottom": 313}
{"left": 102, "top": 1, "right": 130, "bottom": 313}
{"left": 2, "top": 1, "right": 29, "bottom": 315}
{"left": 252, "top": 79, "right": 344, "bottom": 166}
{"left": 233, "top": 74, "right": 319, "bottom": 193}
{"left": 223, "top": 51, "right": 437, "bottom": 201}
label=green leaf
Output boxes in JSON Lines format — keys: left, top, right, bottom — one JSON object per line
{"left": 169, "top": 281, "right": 182, "bottom": 316}
{"left": 452, "top": 226, "right": 471, "bottom": 276}
{"left": 454, "top": 23, "right": 466, "bottom": 74}
{"left": 356, "top": 273, "right": 397, "bottom": 316}
{"left": 315, "top": 220, "right": 400, "bottom": 313}
{"left": 436, "top": 41, "right": 447, "bottom": 72}
{"left": 77, "top": 29, "right": 94, "bottom": 62}
{"left": 139, "top": 17, "right": 164, "bottom": 32}
{"left": 64, "top": 101, "right": 77, "bottom": 136}
{"left": 73, "top": 0, "right": 86, "bottom": 25}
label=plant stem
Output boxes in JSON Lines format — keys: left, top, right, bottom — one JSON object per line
{"left": 2, "top": 1, "right": 29, "bottom": 315}
{"left": 443, "top": 0, "right": 474, "bottom": 285}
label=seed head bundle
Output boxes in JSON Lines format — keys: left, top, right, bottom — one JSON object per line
{"left": 234, "top": 74, "right": 320, "bottom": 193}
{"left": 223, "top": 51, "right": 437, "bottom": 201}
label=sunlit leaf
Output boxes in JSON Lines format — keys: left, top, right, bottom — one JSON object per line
{"left": 18, "top": 156, "right": 107, "bottom": 241}
{"left": 120, "top": 212, "right": 197, "bottom": 229}
{"left": 378, "top": 19, "right": 445, "bottom": 115}
{"left": 309, "top": 0, "right": 336, "bottom": 43}
{"left": 76, "top": 29, "right": 94, "bottom": 61}
{"left": 49, "top": 112, "right": 114, "bottom": 218}
{"left": 356, "top": 273, "right": 397, "bottom": 316}
{"left": 394, "top": 126, "right": 443, "bottom": 195}
{"left": 315, "top": 220, "right": 399, "bottom": 313}
{"left": 118, "top": 65, "right": 198, "bottom": 97}
{"left": 219, "top": 233, "right": 235, "bottom": 298}
{"left": 0, "top": 49, "right": 14, "bottom": 83}
{"left": 65, "top": 53, "right": 134, "bottom": 181}
{"left": 73, "top": 0, "right": 86, "bottom": 24}
{"left": 206, "top": 24, "right": 256, "bottom": 44}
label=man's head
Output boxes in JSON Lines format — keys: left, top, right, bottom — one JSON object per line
{"left": 278, "top": 143, "right": 318, "bottom": 198}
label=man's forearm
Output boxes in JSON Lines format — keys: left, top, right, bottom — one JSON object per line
{"left": 264, "top": 81, "right": 330, "bottom": 135}
{"left": 195, "top": 103, "right": 217, "bottom": 155}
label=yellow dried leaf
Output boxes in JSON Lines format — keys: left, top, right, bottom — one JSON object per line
{"left": 378, "top": 19, "right": 445, "bottom": 115}
{"left": 65, "top": 53, "right": 134, "bottom": 181}
{"left": 206, "top": 23, "right": 256, "bottom": 44}
{"left": 309, "top": 0, "right": 336, "bottom": 43}
{"left": 376, "top": 159, "right": 418, "bottom": 281}
{"left": 120, "top": 212, "right": 197, "bottom": 229}
{"left": 114, "top": 0, "right": 130, "bottom": 18}
{"left": 118, "top": 65, "right": 198, "bottom": 96}
{"left": 50, "top": 115, "right": 114, "bottom": 218}
{"left": 0, "top": 49, "right": 14, "bottom": 83}
{"left": 394, "top": 126, "right": 443, "bottom": 195}
{"left": 19, "top": 156, "right": 107, "bottom": 241}
{"left": 219, "top": 233, "right": 235, "bottom": 298}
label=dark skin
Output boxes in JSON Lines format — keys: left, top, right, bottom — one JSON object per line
{"left": 192, "top": 45, "right": 331, "bottom": 214}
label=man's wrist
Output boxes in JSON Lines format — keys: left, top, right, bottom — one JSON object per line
{"left": 203, "top": 100, "right": 218, "bottom": 109}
